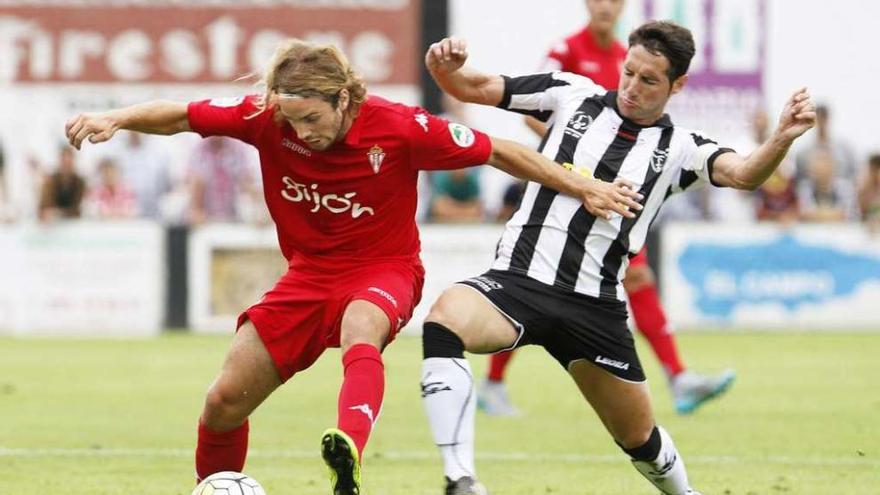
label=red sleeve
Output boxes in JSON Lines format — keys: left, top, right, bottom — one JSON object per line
{"left": 408, "top": 110, "right": 492, "bottom": 171}
{"left": 544, "top": 39, "right": 572, "bottom": 72}
{"left": 186, "top": 95, "right": 265, "bottom": 145}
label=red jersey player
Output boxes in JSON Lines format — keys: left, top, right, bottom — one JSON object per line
{"left": 481, "top": 0, "right": 735, "bottom": 417}
{"left": 64, "top": 38, "right": 641, "bottom": 495}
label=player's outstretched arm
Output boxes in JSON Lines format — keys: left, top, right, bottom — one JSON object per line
{"left": 65, "top": 100, "right": 191, "bottom": 150}
{"left": 711, "top": 88, "right": 816, "bottom": 190}
{"left": 487, "top": 136, "right": 643, "bottom": 220}
{"left": 426, "top": 37, "right": 504, "bottom": 106}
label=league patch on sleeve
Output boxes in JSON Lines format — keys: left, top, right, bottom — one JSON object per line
{"left": 448, "top": 122, "right": 476, "bottom": 148}
{"left": 209, "top": 96, "right": 245, "bottom": 108}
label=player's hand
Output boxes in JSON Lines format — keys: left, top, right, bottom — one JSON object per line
{"left": 64, "top": 112, "right": 119, "bottom": 150}
{"left": 426, "top": 37, "right": 469, "bottom": 75}
{"left": 580, "top": 178, "right": 643, "bottom": 220}
{"left": 775, "top": 87, "right": 816, "bottom": 142}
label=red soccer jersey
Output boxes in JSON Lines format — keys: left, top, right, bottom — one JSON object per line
{"left": 187, "top": 95, "right": 492, "bottom": 265}
{"left": 544, "top": 27, "right": 626, "bottom": 90}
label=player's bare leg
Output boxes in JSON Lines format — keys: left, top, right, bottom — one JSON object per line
{"left": 568, "top": 360, "right": 699, "bottom": 495}
{"left": 624, "top": 261, "right": 735, "bottom": 415}
{"left": 322, "top": 299, "right": 391, "bottom": 495}
{"left": 421, "top": 285, "right": 517, "bottom": 494}
{"left": 197, "top": 321, "right": 282, "bottom": 480}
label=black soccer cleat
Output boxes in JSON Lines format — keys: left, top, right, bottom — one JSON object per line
{"left": 321, "top": 428, "right": 361, "bottom": 495}
{"left": 444, "top": 476, "right": 489, "bottom": 495}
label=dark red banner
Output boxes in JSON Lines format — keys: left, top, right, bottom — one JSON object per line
{"left": 0, "top": 3, "right": 420, "bottom": 83}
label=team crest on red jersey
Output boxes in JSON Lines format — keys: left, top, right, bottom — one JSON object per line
{"left": 367, "top": 144, "right": 386, "bottom": 174}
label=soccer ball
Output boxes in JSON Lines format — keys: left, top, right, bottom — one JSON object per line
{"left": 191, "top": 471, "right": 267, "bottom": 495}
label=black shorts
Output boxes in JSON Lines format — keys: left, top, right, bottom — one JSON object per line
{"left": 458, "top": 269, "right": 645, "bottom": 382}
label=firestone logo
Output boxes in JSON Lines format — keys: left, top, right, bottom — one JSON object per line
{"left": 280, "top": 176, "right": 374, "bottom": 218}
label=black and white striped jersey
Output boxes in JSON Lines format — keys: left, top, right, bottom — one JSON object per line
{"left": 491, "top": 71, "right": 734, "bottom": 302}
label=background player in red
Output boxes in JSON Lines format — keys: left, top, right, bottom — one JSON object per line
{"left": 479, "top": 0, "right": 735, "bottom": 417}
{"left": 64, "top": 38, "right": 641, "bottom": 495}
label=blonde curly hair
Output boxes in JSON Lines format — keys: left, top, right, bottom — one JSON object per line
{"left": 247, "top": 38, "right": 367, "bottom": 122}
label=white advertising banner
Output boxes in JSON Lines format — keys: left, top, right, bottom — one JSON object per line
{"left": 661, "top": 223, "right": 880, "bottom": 330}
{"left": 186, "top": 223, "right": 505, "bottom": 334}
{"left": 0, "top": 221, "right": 165, "bottom": 336}
{"left": 188, "top": 223, "right": 285, "bottom": 334}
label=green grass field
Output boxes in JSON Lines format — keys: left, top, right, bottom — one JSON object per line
{"left": 1, "top": 331, "right": 878, "bottom": 495}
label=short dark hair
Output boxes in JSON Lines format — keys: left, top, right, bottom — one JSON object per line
{"left": 869, "top": 154, "right": 880, "bottom": 169}
{"left": 628, "top": 21, "right": 696, "bottom": 82}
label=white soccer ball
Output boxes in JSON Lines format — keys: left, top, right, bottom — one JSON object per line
{"left": 191, "top": 471, "right": 267, "bottom": 495}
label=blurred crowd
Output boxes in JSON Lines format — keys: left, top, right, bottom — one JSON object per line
{"left": 1, "top": 102, "right": 878, "bottom": 230}
{"left": 0, "top": 132, "right": 268, "bottom": 226}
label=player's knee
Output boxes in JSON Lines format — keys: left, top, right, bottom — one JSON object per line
{"left": 425, "top": 289, "right": 467, "bottom": 331}
{"left": 339, "top": 301, "right": 391, "bottom": 352}
{"left": 202, "top": 385, "right": 248, "bottom": 430}
{"left": 423, "top": 288, "right": 470, "bottom": 354}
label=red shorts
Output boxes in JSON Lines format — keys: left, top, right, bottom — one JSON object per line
{"left": 629, "top": 247, "right": 649, "bottom": 268}
{"left": 237, "top": 259, "right": 424, "bottom": 382}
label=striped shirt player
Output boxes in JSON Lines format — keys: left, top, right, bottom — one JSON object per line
{"left": 489, "top": 0, "right": 734, "bottom": 425}
{"left": 492, "top": 71, "right": 732, "bottom": 302}
{"left": 420, "top": 25, "right": 815, "bottom": 495}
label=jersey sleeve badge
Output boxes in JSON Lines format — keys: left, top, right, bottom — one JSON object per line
{"left": 448, "top": 123, "right": 476, "bottom": 148}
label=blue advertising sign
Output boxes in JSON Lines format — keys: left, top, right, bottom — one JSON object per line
{"left": 662, "top": 224, "right": 880, "bottom": 329}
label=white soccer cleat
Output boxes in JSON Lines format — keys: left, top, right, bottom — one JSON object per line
{"left": 671, "top": 369, "right": 736, "bottom": 414}
{"left": 445, "top": 476, "right": 489, "bottom": 495}
{"left": 476, "top": 379, "right": 521, "bottom": 417}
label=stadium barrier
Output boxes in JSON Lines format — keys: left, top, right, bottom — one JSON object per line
{"left": 0, "top": 221, "right": 165, "bottom": 336}
{"left": 186, "top": 223, "right": 505, "bottom": 334}
{"left": 661, "top": 222, "right": 880, "bottom": 330}
{"left": 187, "top": 223, "right": 285, "bottom": 334}
{"left": 4, "top": 222, "right": 878, "bottom": 335}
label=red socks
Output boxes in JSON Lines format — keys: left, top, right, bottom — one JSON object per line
{"left": 628, "top": 284, "right": 685, "bottom": 377}
{"left": 337, "top": 343, "right": 385, "bottom": 460}
{"left": 195, "top": 420, "right": 249, "bottom": 481}
{"left": 487, "top": 349, "right": 515, "bottom": 382}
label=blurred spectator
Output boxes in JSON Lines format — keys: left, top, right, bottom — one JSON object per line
{"left": 798, "top": 149, "right": 859, "bottom": 222}
{"left": 794, "top": 104, "right": 858, "bottom": 186}
{"left": 85, "top": 157, "right": 138, "bottom": 219}
{"left": 0, "top": 140, "right": 13, "bottom": 223}
{"left": 187, "top": 136, "right": 258, "bottom": 224}
{"left": 755, "top": 169, "right": 799, "bottom": 222}
{"left": 497, "top": 179, "right": 526, "bottom": 222}
{"left": 112, "top": 132, "right": 172, "bottom": 220}
{"left": 429, "top": 168, "right": 483, "bottom": 222}
{"left": 857, "top": 154, "right": 880, "bottom": 226}
{"left": 38, "top": 146, "right": 85, "bottom": 221}
{"left": 753, "top": 109, "right": 798, "bottom": 222}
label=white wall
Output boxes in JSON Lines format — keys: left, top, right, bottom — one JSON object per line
{"left": 450, "top": 0, "right": 880, "bottom": 159}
